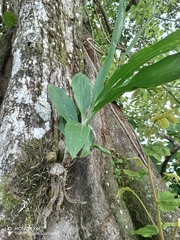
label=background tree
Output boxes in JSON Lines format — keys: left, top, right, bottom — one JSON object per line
{"left": 0, "top": 1, "right": 179, "bottom": 240}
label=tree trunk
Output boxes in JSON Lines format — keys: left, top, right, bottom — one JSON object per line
{"left": 0, "top": 0, "right": 179, "bottom": 239}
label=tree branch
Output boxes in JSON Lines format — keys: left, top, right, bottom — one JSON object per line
{"left": 94, "top": 0, "right": 112, "bottom": 34}
{"left": 158, "top": 131, "right": 180, "bottom": 176}
{"left": 164, "top": 84, "right": 180, "bottom": 89}
{"left": 162, "top": 85, "right": 180, "bottom": 105}
{"left": 93, "top": 0, "right": 126, "bottom": 52}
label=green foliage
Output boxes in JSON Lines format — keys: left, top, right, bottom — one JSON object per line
{"left": 92, "top": 0, "right": 125, "bottom": 102}
{"left": 151, "top": 110, "right": 179, "bottom": 129}
{"left": 72, "top": 73, "right": 91, "bottom": 122}
{"left": 0, "top": 138, "right": 54, "bottom": 230}
{"left": 92, "top": 144, "right": 111, "bottom": 154}
{"left": 48, "top": 84, "right": 78, "bottom": 122}
{"left": 48, "top": 0, "right": 180, "bottom": 162}
{"left": 80, "top": 131, "right": 93, "bottom": 157}
{"left": 48, "top": 1, "right": 180, "bottom": 238}
{"left": 3, "top": 11, "right": 17, "bottom": 27}
{"left": 131, "top": 225, "right": 158, "bottom": 238}
{"left": 65, "top": 120, "right": 91, "bottom": 159}
{"left": 90, "top": 29, "right": 180, "bottom": 115}
{"left": 123, "top": 17, "right": 152, "bottom": 56}
{"left": 86, "top": 0, "right": 180, "bottom": 178}
{"left": 122, "top": 85, "right": 179, "bottom": 139}
{"left": 48, "top": 8, "right": 180, "bottom": 239}
{"left": 162, "top": 221, "right": 179, "bottom": 229}
{"left": 126, "top": 0, "right": 179, "bottom": 47}
{"left": 122, "top": 83, "right": 180, "bottom": 176}
{"left": 109, "top": 150, "right": 124, "bottom": 182}
{"left": 117, "top": 171, "right": 180, "bottom": 238}
{"left": 158, "top": 191, "right": 180, "bottom": 212}
{"left": 123, "top": 169, "right": 147, "bottom": 181}
{"left": 125, "top": 52, "right": 180, "bottom": 89}
{"left": 144, "top": 142, "right": 171, "bottom": 161}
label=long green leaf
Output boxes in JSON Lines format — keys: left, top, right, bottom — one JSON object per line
{"left": 103, "top": 29, "right": 180, "bottom": 92}
{"left": 72, "top": 73, "right": 91, "bottom": 122}
{"left": 92, "top": 0, "right": 125, "bottom": 103}
{"left": 124, "top": 17, "right": 152, "bottom": 57}
{"left": 123, "top": 52, "right": 180, "bottom": 90}
{"left": 90, "top": 31, "right": 180, "bottom": 115}
{"left": 105, "top": 52, "right": 180, "bottom": 101}
{"left": 65, "top": 120, "right": 90, "bottom": 159}
{"left": 91, "top": 29, "right": 180, "bottom": 113}
{"left": 92, "top": 144, "right": 111, "bottom": 154}
{"left": 48, "top": 85, "right": 78, "bottom": 121}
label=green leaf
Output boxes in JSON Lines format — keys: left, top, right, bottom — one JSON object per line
{"left": 116, "top": 187, "right": 133, "bottom": 198}
{"left": 59, "top": 116, "right": 66, "bottom": 135}
{"left": 158, "top": 191, "right": 180, "bottom": 212}
{"left": 91, "top": 30, "right": 180, "bottom": 113}
{"left": 163, "top": 173, "right": 180, "bottom": 182}
{"left": 162, "top": 222, "right": 179, "bottom": 229}
{"left": 144, "top": 142, "right": 171, "bottom": 161}
{"left": 110, "top": 159, "right": 115, "bottom": 167}
{"left": 92, "top": 0, "right": 125, "bottom": 103}
{"left": 123, "top": 169, "right": 147, "bottom": 181}
{"left": 48, "top": 85, "right": 78, "bottom": 122}
{"left": 80, "top": 130, "right": 93, "bottom": 157}
{"left": 124, "top": 17, "right": 152, "bottom": 57}
{"left": 72, "top": 73, "right": 91, "bottom": 121}
{"left": 151, "top": 110, "right": 178, "bottom": 129}
{"left": 131, "top": 225, "right": 158, "bottom": 237}
{"left": 155, "top": 118, "right": 169, "bottom": 129}
{"left": 123, "top": 52, "right": 180, "bottom": 91}
{"left": 3, "top": 12, "right": 17, "bottom": 27}
{"left": 92, "top": 144, "right": 111, "bottom": 154}
{"left": 116, "top": 159, "right": 123, "bottom": 164}
{"left": 65, "top": 120, "right": 90, "bottom": 159}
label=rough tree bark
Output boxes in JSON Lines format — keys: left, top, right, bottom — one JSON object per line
{"left": 0, "top": 0, "right": 179, "bottom": 240}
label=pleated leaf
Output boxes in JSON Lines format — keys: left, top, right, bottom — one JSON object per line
{"left": 123, "top": 52, "right": 180, "bottom": 91}
{"left": 92, "top": 0, "right": 125, "bottom": 103}
{"left": 90, "top": 30, "right": 180, "bottom": 114}
{"left": 100, "top": 29, "right": 180, "bottom": 94}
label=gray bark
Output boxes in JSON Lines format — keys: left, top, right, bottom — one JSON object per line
{"left": 0, "top": 0, "right": 179, "bottom": 240}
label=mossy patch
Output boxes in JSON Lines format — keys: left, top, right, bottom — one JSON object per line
{"left": 0, "top": 136, "right": 59, "bottom": 237}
